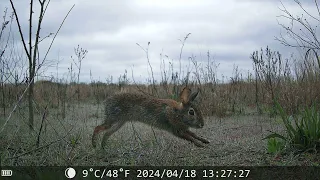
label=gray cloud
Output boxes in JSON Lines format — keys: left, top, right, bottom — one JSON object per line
{"left": 1, "top": 0, "right": 318, "bottom": 83}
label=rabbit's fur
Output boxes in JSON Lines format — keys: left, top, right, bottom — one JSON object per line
{"left": 92, "top": 87, "right": 209, "bottom": 148}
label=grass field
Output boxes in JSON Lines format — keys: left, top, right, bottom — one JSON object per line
{"left": 1, "top": 102, "right": 319, "bottom": 166}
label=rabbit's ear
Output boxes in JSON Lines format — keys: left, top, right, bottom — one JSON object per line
{"left": 179, "top": 87, "right": 191, "bottom": 104}
{"left": 189, "top": 89, "right": 200, "bottom": 102}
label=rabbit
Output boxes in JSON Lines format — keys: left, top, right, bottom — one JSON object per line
{"left": 92, "top": 87, "right": 209, "bottom": 148}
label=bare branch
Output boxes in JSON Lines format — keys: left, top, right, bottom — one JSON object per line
{"left": 29, "top": 0, "right": 33, "bottom": 70}
{"left": 295, "top": 0, "right": 320, "bottom": 23}
{"left": 276, "top": 1, "right": 320, "bottom": 50}
{"left": 42, "top": 4, "right": 75, "bottom": 64}
{"left": 315, "top": 0, "right": 320, "bottom": 18}
{"left": 9, "top": 0, "right": 30, "bottom": 58}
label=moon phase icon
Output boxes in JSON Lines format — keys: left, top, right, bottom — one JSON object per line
{"left": 65, "top": 167, "right": 76, "bottom": 178}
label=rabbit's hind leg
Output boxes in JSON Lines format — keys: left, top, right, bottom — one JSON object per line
{"left": 101, "top": 120, "right": 126, "bottom": 148}
{"left": 92, "top": 123, "right": 109, "bottom": 148}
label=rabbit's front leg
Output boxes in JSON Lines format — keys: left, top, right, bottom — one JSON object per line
{"left": 186, "top": 130, "right": 209, "bottom": 144}
{"left": 176, "top": 130, "right": 205, "bottom": 147}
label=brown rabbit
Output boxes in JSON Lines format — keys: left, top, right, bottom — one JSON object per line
{"left": 92, "top": 87, "right": 209, "bottom": 148}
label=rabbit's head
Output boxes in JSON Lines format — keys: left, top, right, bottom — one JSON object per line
{"left": 176, "top": 87, "right": 204, "bottom": 129}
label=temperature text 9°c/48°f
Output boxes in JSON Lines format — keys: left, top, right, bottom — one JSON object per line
{"left": 82, "top": 168, "right": 130, "bottom": 178}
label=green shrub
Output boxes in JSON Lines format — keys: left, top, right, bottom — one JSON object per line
{"left": 264, "top": 101, "right": 320, "bottom": 152}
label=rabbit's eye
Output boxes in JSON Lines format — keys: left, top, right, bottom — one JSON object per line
{"left": 188, "top": 108, "right": 195, "bottom": 116}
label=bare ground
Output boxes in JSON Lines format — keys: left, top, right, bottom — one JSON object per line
{"left": 1, "top": 103, "right": 319, "bottom": 166}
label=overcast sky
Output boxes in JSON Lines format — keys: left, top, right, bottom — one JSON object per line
{"left": 0, "top": 0, "right": 318, "bottom": 84}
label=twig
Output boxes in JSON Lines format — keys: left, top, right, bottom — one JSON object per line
{"left": 9, "top": 0, "right": 30, "bottom": 58}
{"left": 42, "top": 4, "right": 75, "bottom": 63}
{"left": 36, "top": 105, "right": 48, "bottom": 147}
{"left": 5, "top": 128, "right": 73, "bottom": 160}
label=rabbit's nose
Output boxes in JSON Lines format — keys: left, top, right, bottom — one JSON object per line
{"left": 198, "top": 123, "right": 204, "bottom": 128}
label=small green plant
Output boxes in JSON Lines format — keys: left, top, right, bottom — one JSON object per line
{"left": 264, "top": 101, "right": 320, "bottom": 152}
{"left": 266, "top": 137, "right": 285, "bottom": 154}
{"left": 69, "top": 133, "right": 81, "bottom": 147}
